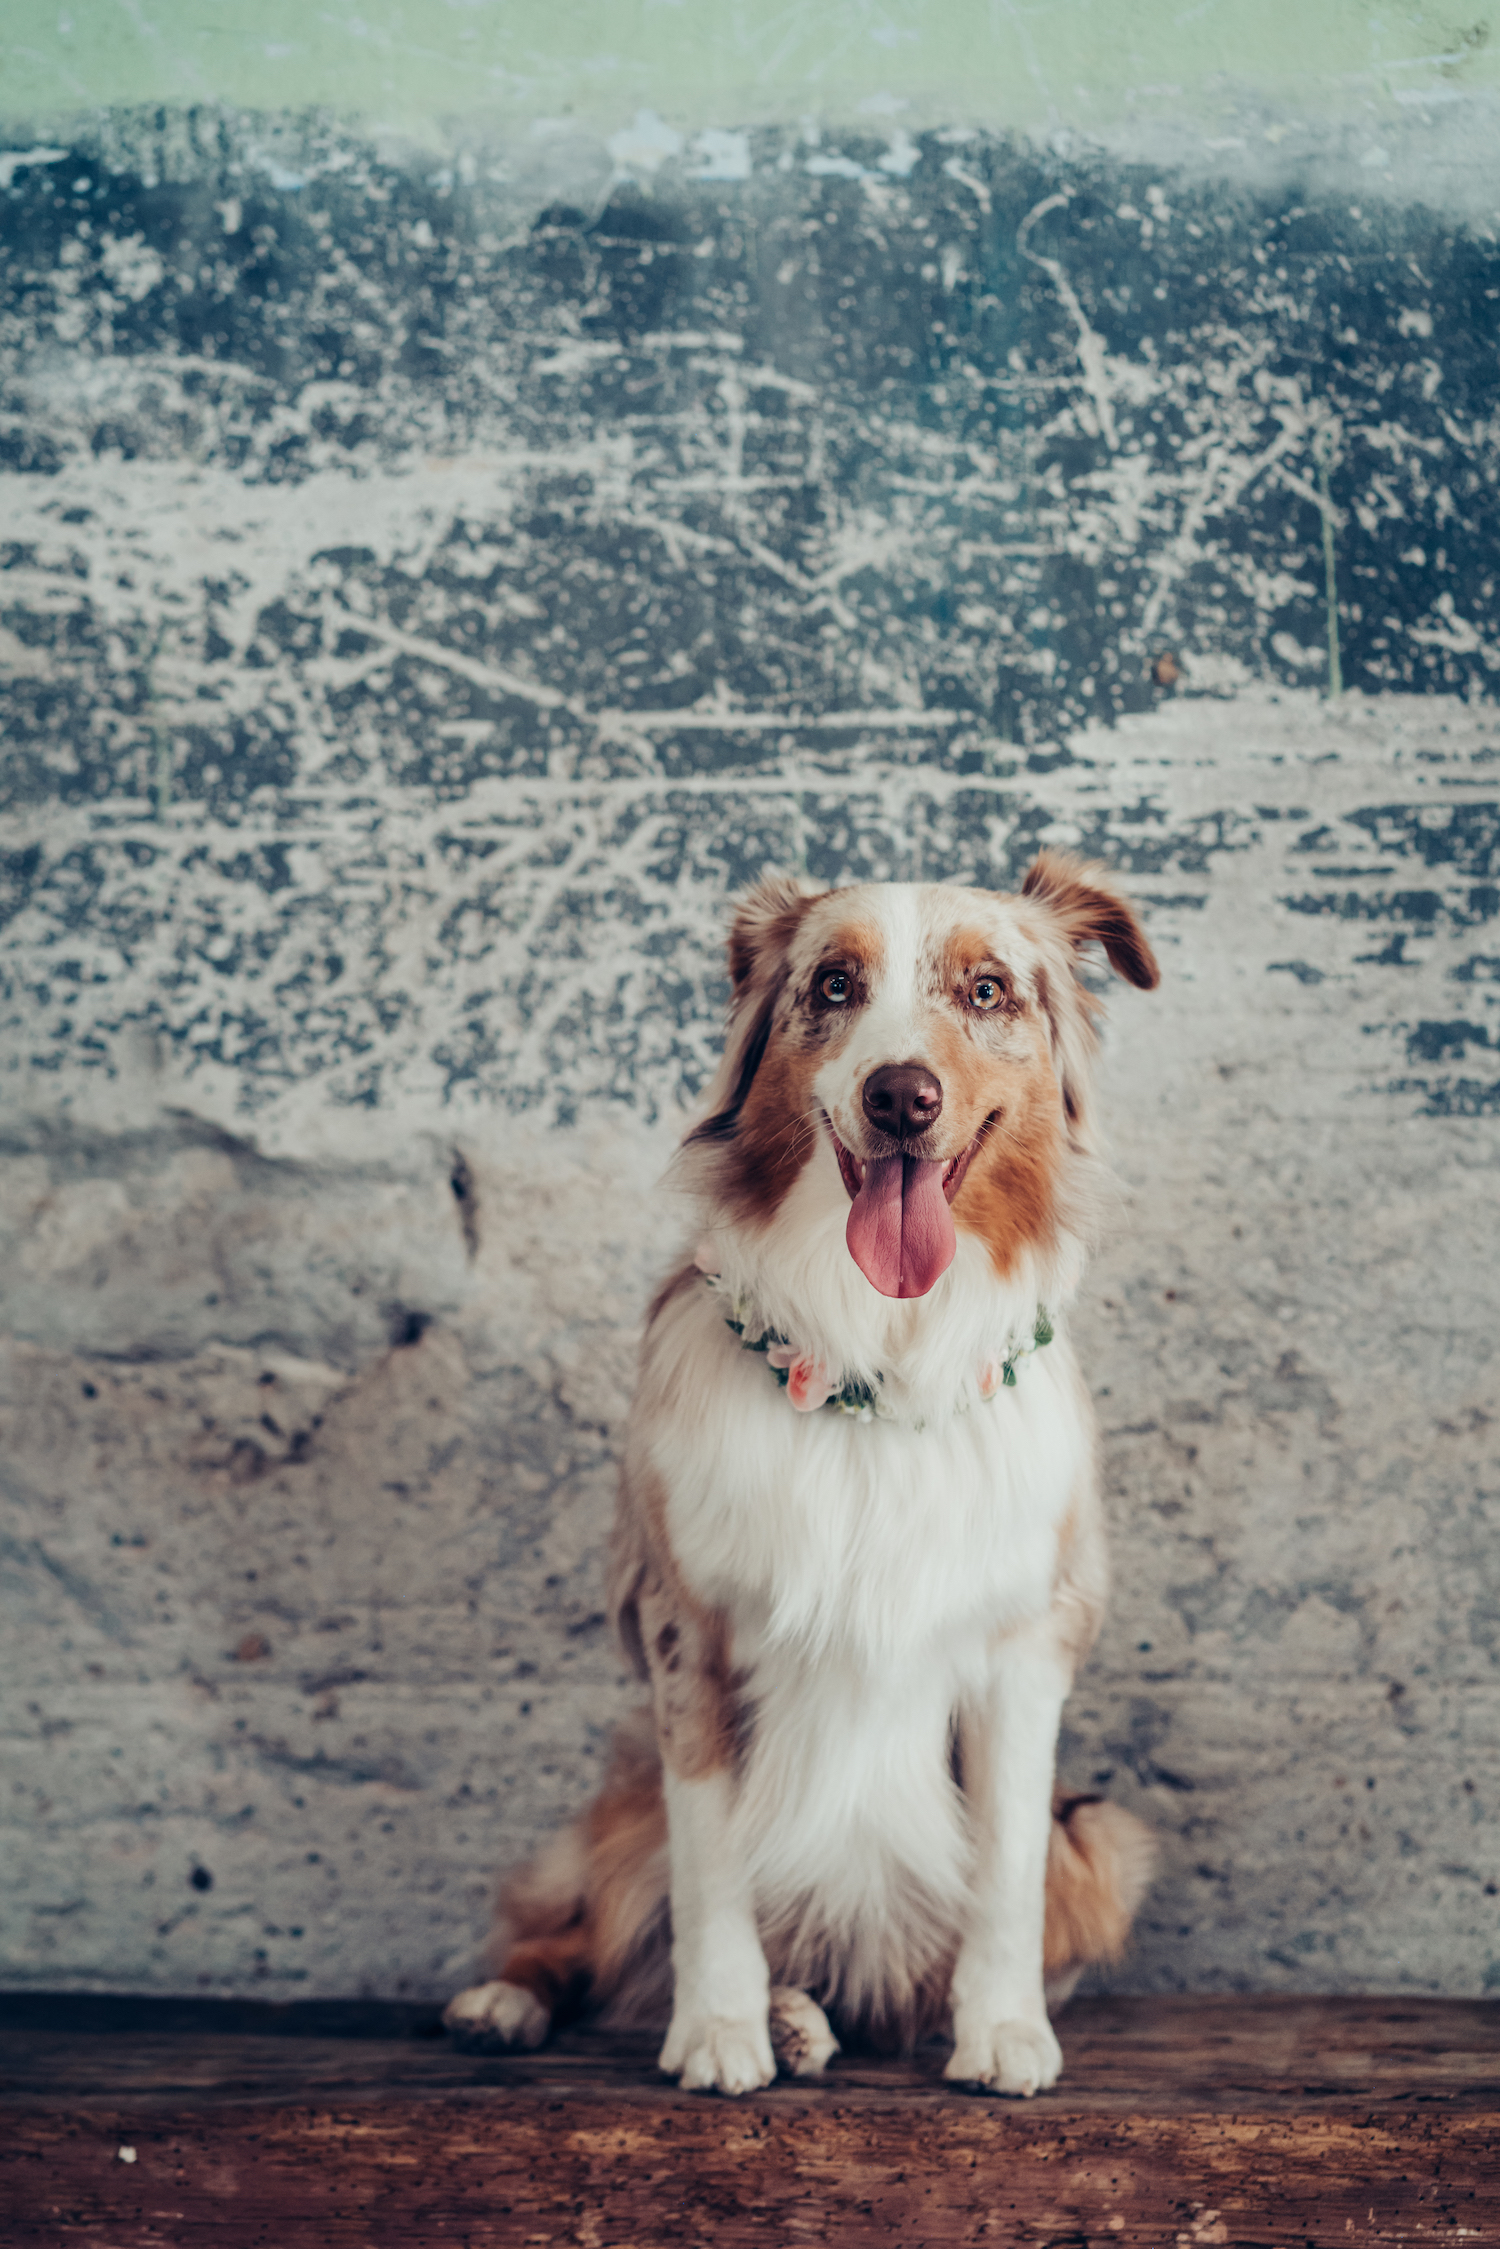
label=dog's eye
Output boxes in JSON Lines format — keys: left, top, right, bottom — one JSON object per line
{"left": 819, "top": 970, "right": 852, "bottom": 1005}
{"left": 970, "top": 977, "right": 1004, "bottom": 1012}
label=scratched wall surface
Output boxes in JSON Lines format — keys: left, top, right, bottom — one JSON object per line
{"left": 3, "top": 102, "right": 1500, "bottom": 2001}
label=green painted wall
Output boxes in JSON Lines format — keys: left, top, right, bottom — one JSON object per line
{"left": 3, "top": 0, "right": 1496, "bottom": 141}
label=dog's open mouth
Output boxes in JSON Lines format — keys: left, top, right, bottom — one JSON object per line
{"left": 824, "top": 1112, "right": 997, "bottom": 1301}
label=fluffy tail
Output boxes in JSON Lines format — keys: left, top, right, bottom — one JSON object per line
{"left": 443, "top": 1717, "right": 1154, "bottom": 2050}
{"left": 1042, "top": 1790, "right": 1158, "bottom": 2007}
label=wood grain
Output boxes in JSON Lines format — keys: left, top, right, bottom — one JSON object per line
{"left": 3, "top": 1996, "right": 1498, "bottom": 2246}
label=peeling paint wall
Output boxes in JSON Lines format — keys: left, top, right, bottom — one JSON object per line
{"left": 4, "top": 17, "right": 1500, "bottom": 2000}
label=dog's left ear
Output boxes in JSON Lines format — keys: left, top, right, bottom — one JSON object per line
{"left": 1021, "top": 852, "right": 1159, "bottom": 990}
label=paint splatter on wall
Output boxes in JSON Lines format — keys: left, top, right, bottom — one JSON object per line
{"left": 4, "top": 117, "right": 1500, "bottom": 1124}
{"left": 2, "top": 113, "right": 1498, "bottom": 2001}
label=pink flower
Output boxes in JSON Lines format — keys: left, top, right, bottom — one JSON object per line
{"left": 692, "top": 1239, "right": 720, "bottom": 1276}
{"left": 766, "top": 1343, "right": 835, "bottom": 1413}
{"left": 787, "top": 1359, "right": 836, "bottom": 1412}
{"left": 977, "top": 1358, "right": 1005, "bottom": 1400}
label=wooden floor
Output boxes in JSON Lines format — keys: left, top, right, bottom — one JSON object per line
{"left": 3, "top": 1992, "right": 1498, "bottom": 2246}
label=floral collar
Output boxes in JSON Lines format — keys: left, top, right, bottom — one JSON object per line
{"left": 704, "top": 1273, "right": 1054, "bottom": 1424}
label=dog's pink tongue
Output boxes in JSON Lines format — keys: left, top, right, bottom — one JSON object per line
{"left": 845, "top": 1156, "right": 956, "bottom": 1300}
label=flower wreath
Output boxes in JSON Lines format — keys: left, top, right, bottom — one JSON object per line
{"left": 702, "top": 1271, "right": 1054, "bottom": 1424}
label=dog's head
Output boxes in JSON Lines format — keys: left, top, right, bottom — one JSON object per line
{"left": 685, "top": 856, "right": 1158, "bottom": 1299}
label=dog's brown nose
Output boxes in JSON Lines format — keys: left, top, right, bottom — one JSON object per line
{"left": 862, "top": 1063, "right": 943, "bottom": 1140}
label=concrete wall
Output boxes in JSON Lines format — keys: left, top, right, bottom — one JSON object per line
{"left": 3, "top": 6, "right": 1499, "bottom": 2000}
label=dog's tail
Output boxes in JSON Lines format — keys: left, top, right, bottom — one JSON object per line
{"left": 443, "top": 1720, "right": 1155, "bottom": 2050}
{"left": 1042, "top": 1790, "right": 1158, "bottom": 2008}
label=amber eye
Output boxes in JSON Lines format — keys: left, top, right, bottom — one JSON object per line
{"left": 819, "top": 969, "right": 853, "bottom": 1005}
{"left": 971, "top": 977, "right": 1004, "bottom": 1012}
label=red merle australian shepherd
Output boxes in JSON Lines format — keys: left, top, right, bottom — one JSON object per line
{"left": 446, "top": 854, "right": 1159, "bottom": 2095}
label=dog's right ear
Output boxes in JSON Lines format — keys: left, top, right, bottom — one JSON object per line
{"left": 687, "top": 872, "right": 822, "bottom": 1146}
{"left": 726, "top": 870, "right": 821, "bottom": 993}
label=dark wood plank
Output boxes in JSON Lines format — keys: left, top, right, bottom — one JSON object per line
{"left": 5, "top": 2097, "right": 1499, "bottom": 2246}
{"left": 5, "top": 1994, "right": 1499, "bottom": 2113}
{"left": 2, "top": 1997, "right": 1497, "bottom": 2246}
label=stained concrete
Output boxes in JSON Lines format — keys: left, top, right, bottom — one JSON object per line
{"left": 7, "top": 0, "right": 1500, "bottom": 156}
{"left": 3, "top": 100, "right": 1499, "bottom": 1999}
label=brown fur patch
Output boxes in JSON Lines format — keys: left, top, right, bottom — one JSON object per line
{"left": 803, "top": 917, "right": 885, "bottom": 1007}
{"left": 724, "top": 1032, "right": 822, "bottom": 1223}
{"left": 921, "top": 998, "right": 1051, "bottom": 1109}
{"left": 681, "top": 989, "right": 779, "bottom": 1149}
{"left": 682, "top": 878, "right": 834, "bottom": 1179}
{"left": 636, "top": 1569, "right": 741, "bottom": 1779}
{"left": 583, "top": 1728, "right": 673, "bottom": 1996}
{"left": 701, "top": 912, "right": 884, "bottom": 1223}
{"left": 945, "top": 1036, "right": 1068, "bottom": 1281}
{"left": 609, "top": 1461, "right": 742, "bottom": 1781}
{"left": 935, "top": 928, "right": 1022, "bottom": 1015}
{"left": 497, "top": 1930, "right": 591, "bottom": 2015}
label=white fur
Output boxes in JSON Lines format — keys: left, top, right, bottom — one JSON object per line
{"left": 657, "top": 1764, "right": 776, "bottom": 2093}
{"left": 639, "top": 1276, "right": 1090, "bottom": 2045}
{"left": 946, "top": 1625, "right": 1071, "bottom": 2093}
{"left": 442, "top": 1979, "right": 549, "bottom": 2050}
{"left": 768, "top": 1986, "right": 840, "bottom": 2076}
{"left": 645, "top": 1280, "right": 1086, "bottom": 1661}
{"left": 640, "top": 879, "right": 1121, "bottom": 2092}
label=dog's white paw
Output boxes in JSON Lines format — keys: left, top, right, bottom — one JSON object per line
{"left": 442, "top": 1979, "right": 550, "bottom": 2051}
{"left": 769, "top": 1986, "right": 840, "bottom": 2078}
{"left": 659, "top": 2011, "right": 776, "bottom": 2094}
{"left": 945, "top": 2016, "right": 1063, "bottom": 2098}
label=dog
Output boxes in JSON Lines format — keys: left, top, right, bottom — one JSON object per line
{"left": 445, "top": 852, "right": 1159, "bottom": 2095}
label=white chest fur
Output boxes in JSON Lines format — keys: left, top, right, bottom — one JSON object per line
{"left": 640, "top": 1284, "right": 1089, "bottom": 1672}
{"left": 636, "top": 1285, "right": 1092, "bottom": 1996}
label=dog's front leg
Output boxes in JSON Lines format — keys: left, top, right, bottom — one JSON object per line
{"left": 658, "top": 1762, "right": 774, "bottom": 2093}
{"left": 629, "top": 1562, "right": 774, "bottom": 2095}
{"left": 947, "top": 1623, "right": 1071, "bottom": 2096}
